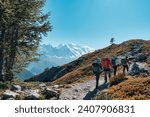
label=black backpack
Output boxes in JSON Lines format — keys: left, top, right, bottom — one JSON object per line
{"left": 92, "top": 62, "right": 103, "bottom": 74}
{"left": 111, "top": 58, "right": 116, "bottom": 66}
{"left": 121, "top": 58, "right": 127, "bottom": 66}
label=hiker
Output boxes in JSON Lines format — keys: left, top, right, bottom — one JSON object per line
{"left": 121, "top": 56, "right": 130, "bottom": 75}
{"left": 111, "top": 57, "right": 118, "bottom": 76}
{"left": 101, "top": 57, "right": 112, "bottom": 83}
{"left": 92, "top": 57, "right": 103, "bottom": 89}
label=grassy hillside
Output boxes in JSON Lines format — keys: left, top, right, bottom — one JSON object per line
{"left": 94, "top": 75, "right": 150, "bottom": 100}
{"left": 26, "top": 39, "right": 150, "bottom": 86}
{"left": 108, "top": 76, "right": 150, "bottom": 100}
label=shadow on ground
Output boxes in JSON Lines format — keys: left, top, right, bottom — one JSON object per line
{"left": 83, "top": 83, "right": 109, "bottom": 100}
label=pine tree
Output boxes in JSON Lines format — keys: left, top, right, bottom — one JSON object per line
{"left": 110, "top": 37, "right": 115, "bottom": 45}
{"left": 0, "top": 0, "right": 52, "bottom": 81}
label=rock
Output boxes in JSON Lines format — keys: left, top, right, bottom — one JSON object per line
{"left": 140, "top": 73, "right": 149, "bottom": 77}
{"left": 2, "top": 90, "right": 19, "bottom": 100}
{"left": 136, "top": 54, "right": 147, "bottom": 62}
{"left": 24, "top": 89, "right": 40, "bottom": 100}
{"left": 42, "top": 88, "right": 59, "bottom": 99}
{"left": 74, "top": 89, "right": 79, "bottom": 92}
{"left": 59, "top": 84, "right": 65, "bottom": 88}
{"left": 25, "top": 93, "right": 40, "bottom": 100}
{"left": 50, "top": 97, "right": 58, "bottom": 100}
{"left": 140, "top": 68, "right": 149, "bottom": 77}
{"left": 10, "top": 85, "right": 21, "bottom": 91}
{"left": 6, "top": 98, "right": 15, "bottom": 100}
{"left": 83, "top": 88, "right": 90, "bottom": 92}
{"left": 39, "top": 83, "right": 46, "bottom": 89}
{"left": 53, "top": 85, "right": 59, "bottom": 89}
{"left": 72, "top": 96, "right": 77, "bottom": 99}
{"left": 129, "top": 63, "right": 150, "bottom": 77}
{"left": 130, "top": 62, "right": 140, "bottom": 75}
{"left": 21, "top": 86, "right": 30, "bottom": 91}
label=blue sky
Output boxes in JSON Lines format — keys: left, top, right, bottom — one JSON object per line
{"left": 42, "top": 0, "right": 150, "bottom": 49}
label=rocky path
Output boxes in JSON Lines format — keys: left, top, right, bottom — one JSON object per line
{"left": 59, "top": 63, "right": 149, "bottom": 100}
{"left": 59, "top": 77, "right": 108, "bottom": 100}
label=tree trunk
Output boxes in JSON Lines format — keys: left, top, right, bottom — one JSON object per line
{"left": 0, "top": 28, "right": 5, "bottom": 81}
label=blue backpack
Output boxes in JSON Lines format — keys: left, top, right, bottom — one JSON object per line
{"left": 111, "top": 58, "right": 116, "bottom": 66}
{"left": 92, "top": 62, "right": 103, "bottom": 74}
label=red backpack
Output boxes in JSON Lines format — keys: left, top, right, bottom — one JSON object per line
{"left": 101, "top": 58, "right": 111, "bottom": 69}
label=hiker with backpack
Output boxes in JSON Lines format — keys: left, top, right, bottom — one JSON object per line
{"left": 92, "top": 57, "right": 103, "bottom": 89}
{"left": 101, "top": 57, "right": 112, "bottom": 83}
{"left": 121, "top": 56, "right": 130, "bottom": 75}
{"left": 111, "top": 57, "right": 118, "bottom": 76}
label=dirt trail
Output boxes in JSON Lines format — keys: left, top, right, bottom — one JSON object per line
{"left": 59, "top": 77, "right": 108, "bottom": 100}
{"left": 59, "top": 62, "right": 149, "bottom": 100}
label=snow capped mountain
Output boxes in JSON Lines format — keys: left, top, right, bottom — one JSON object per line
{"left": 18, "top": 43, "right": 94, "bottom": 80}
{"left": 38, "top": 43, "right": 94, "bottom": 58}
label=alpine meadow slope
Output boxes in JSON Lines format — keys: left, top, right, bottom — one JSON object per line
{"left": 26, "top": 39, "right": 150, "bottom": 84}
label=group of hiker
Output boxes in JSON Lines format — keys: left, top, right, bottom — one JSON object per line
{"left": 92, "top": 56, "right": 130, "bottom": 89}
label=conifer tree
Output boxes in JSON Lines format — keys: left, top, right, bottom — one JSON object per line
{"left": 110, "top": 37, "right": 115, "bottom": 45}
{"left": 0, "top": 0, "right": 51, "bottom": 81}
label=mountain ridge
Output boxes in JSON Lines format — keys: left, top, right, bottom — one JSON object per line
{"left": 19, "top": 43, "right": 94, "bottom": 80}
{"left": 25, "top": 39, "right": 150, "bottom": 84}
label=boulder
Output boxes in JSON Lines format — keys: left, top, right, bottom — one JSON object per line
{"left": 136, "top": 54, "right": 147, "bottom": 62}
{"left": 129, "top": 63, "right": 149, "bottom": 77}
{"left": 2, "top": 90, "right": 19, "bottom": 100}
{"left": 10, "top": 85, "right": 21, "bottom": 91}
{"left": 130, "top": 63, "right": 140, "bottom": 76}
{"left": 53, "top": 85, "right": 59, "bottom": 89}
{"left": 140, "top": 68, "right": 149, "bottom": 77}
{"left": 42, "top": 88, "right": 59, "bottom": 99}
{"left": 21, "top": 86, "right": 31, "bottom": 91}
{"left": 24, "top": 89, "right": 40, "bottom": 100}
{"left": 39, "top": 83, "right": 46, "bottom": 89}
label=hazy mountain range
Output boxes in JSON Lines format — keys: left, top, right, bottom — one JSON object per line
{"left": 17, "top": 43, "right": 94, "bottom": 80}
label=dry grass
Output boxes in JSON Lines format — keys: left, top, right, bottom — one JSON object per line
{"left": 109, "top": 73, "right": 128, "bottom": 87}
{"left": 52, "top": 69, "right": 82, "bottom": 84}
{"left": 93, "top": 90, "right": 112, "bottom": 100}
{"left": 108, "top": 76, "right": 150, "bottom": 100}
{"left": 51, "top": 64, "right": 94, "bottom": 84}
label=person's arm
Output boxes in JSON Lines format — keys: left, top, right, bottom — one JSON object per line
{"left": 109, "top": 60, "right": 112, "bottom": 69}
{"left": 127, "top": 59, "right": 131, "bottom": 65}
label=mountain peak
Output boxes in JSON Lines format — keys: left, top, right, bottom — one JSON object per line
{"left": 19, "top": 43, "right": 94, "bottom": 80}
{"left": 40, "top": 43, "right": 94, "bottom": 58}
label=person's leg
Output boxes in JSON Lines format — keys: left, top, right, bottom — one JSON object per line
{"left": 95, "top": 74, "right": 99, "bottom": 89}
{"left": 114, "top": 66, "right": 117, "bottom": 76}
{"left": 126, "top": 65, "right": 129, "bottom": 72}
{"left": 108, "top": 70, "right": 111, "bottom": 79}
{"left": 104, "top": 71, "right": 107, "bottom": 83}
{"left": 123, "top": 66, "right": 125, "bottom": 75}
